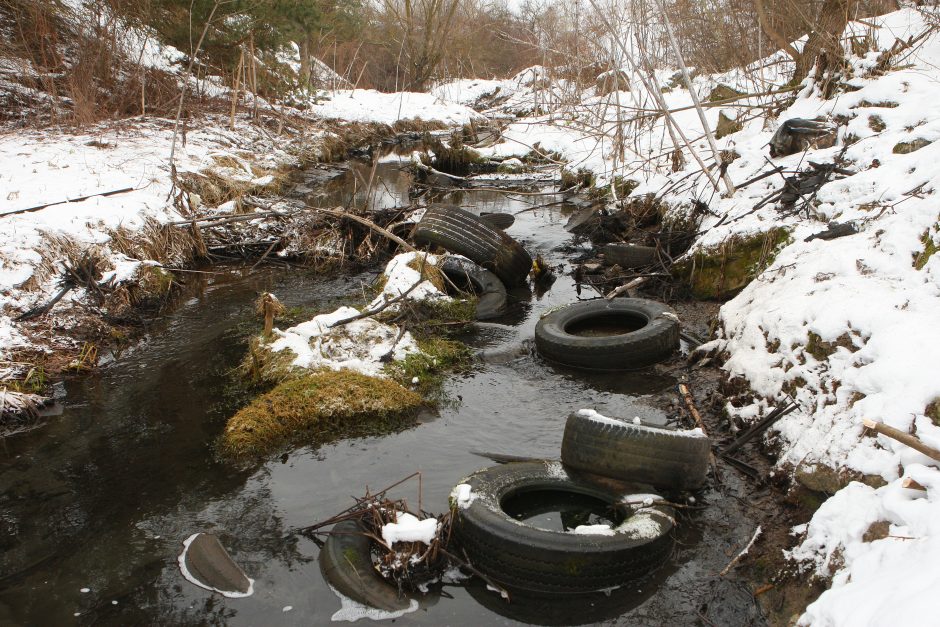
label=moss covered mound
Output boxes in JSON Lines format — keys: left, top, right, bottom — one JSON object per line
{"left": 220, "top": 370, "right": 424, "bottom": 460}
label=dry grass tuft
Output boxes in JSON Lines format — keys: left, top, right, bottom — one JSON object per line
{"left": 0, "top": 388, "right": 48, "bottom": 437}
{"left": 219, "top": 370, "right": 424, "bottom": 460}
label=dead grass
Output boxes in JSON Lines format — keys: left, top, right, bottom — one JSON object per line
{"left": 219, "top": 370, "right": 424, "bottom": 460}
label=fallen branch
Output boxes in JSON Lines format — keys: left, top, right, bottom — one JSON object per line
{"left": 328, "top": 255, "right": 429, "bottom": 328}
{"left": 678, "top": 382, "right": 719, "bottom": 479}
{"left": 720, "top": 525, "right": 762, "bottom": 577}
{"left": 414, "top": 161, "right": 468, "bottom": 181}
{"left": 863, "top": 419, "right": 940, "bottom": 463}
{"left": 309, "top": 206, "right": 417, "bottom": 253}
{"left": 0, "top": 186, "right": 136, "bottom": 218}
{"left": 605, "top": 277, "right": 646, "bottom": 300}
{"left": 721, "top": 401, "right": 799, "bottom": 457}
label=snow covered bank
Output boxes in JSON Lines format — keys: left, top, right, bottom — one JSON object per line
{"left": 311, "top": 89, "right": 483, "bottom": 126}
{"left": 0, "top": 117, "right": 318, "bottom": 368}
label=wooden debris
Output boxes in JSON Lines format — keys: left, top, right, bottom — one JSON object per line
{"left": 902, "top": 477, "right": 927, "bottom": 491}
{"left": 863, "top": 418, "right": 940, "bottom": 463}
{"left": 719, "top": 525, "right": 762, "bottom": 577}
{"left": 721, "top": 401, "right": 799, "bottom": 457}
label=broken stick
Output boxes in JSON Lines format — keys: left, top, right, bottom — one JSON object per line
{"left": 863, "top": 418, "right": 940, "bottom": 463}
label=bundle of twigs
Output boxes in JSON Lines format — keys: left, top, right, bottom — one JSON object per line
{"left": 300, "top": 473, "right": 453, "bottom": 592}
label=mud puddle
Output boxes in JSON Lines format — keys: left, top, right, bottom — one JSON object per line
{"left": 0, "top": 152, "right": 767, "bottom": 626}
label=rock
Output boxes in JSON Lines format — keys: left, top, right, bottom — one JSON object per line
{"left": 862, "top": 520, "right": 891, "bottom": 543}
{"left": 181, "top": 533, "right": 253, "bottom": 595}
{"left": 596, "top": 69, "right": 630, "bottom": 95}
{"left": 794, "top": 462, "right": 888, "bottom": 494}
{"left": 715, "top": 111, "right": 743, "bottom": 139}
{"left": 497, "top": 157, "right": 525, "bottom": 173}
{"left": 892, "top": 138, "right": 932, "bottom": 154}
{"left": 707, "top": 84, "right": 746, "bottom": 103}
{"left": 769, "top": 118, "right": 837, "bottom": 157}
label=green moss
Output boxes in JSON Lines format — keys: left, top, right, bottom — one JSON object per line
{"left": 893, "top": 139, "right": 932, "bottom": 154}
{"left": 342, "top": 546, "right": 361, "bottom": 566}
{"left": 387, "top": 336, "right": 474, "bottom": 401}
{"left": 560, "top": 168, "right": 595, "bottom": 192}
{"left": 240, "top": 336, "right": 298, "bottom": 386}
{"left": 673, "top": 228, "right": 791, "bottom": 301}
{"left": 914, "top": 224, "right": 939, "bottom": 270}
{"left": 219, "top": 370, "right": 424, "bottom": 460}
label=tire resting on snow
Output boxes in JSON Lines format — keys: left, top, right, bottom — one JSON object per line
{"left": 453, "top": 461, "right": 675, "bottom": 595}
{"left": 600, "top": 243, "right": 658, "bottom": 268}
{"left": 561, "top": 411, "right": 710, "bottom": 491}
{"left": 440, "top": 256, "right": 507, "bottom": 320}
{"left": 412, "top": 204, "right": 532, "bottom": 287}
{"left": 319, "top": 520, "right": 413, "bottom": 612}
{"left": 534, "top": 298, "right": 679, "bottom": 370}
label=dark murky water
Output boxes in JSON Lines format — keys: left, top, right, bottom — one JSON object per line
{"left": 0, "top": 152, "right": 762, "bottom": 626}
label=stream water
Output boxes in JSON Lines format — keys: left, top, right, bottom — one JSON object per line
{"left": 0, "top": 151, "right": 763, "bottom": 626}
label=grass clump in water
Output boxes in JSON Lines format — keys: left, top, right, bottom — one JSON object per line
{"left": 387, "top": 336, "right": 474, "bottom": 400}
{"left": 220, "top": 370, "right": 424, "bottom": 461}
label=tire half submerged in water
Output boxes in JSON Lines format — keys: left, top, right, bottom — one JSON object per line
{"left": 412, "top": 204, "right": 532, "bottom": 287}
{"left": 534, "top": 298, "right": 679, "bottom": 370}
{"left": 561, "top": 410, "right": 711, "bottom": 492}
{"left": 453, "top": 461, "right": 674, "bottom": 595}
{"left": 439, "top": 255, "right": 507, "bottom": 320}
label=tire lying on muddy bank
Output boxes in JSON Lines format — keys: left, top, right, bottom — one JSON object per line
{"left": 534, "top": 298, "right": 679, "bottom": 370}
{"left": 452, "top": 461, "right": 674, "bottom": 595}
{"left": 412, "top": 204, "right": 532, "bottom": 287}
{"left": 561, "top": 410, "right": 711, "bottom": 492}
{"left": 439, "top": 255, "right": 507, "bottom": 320}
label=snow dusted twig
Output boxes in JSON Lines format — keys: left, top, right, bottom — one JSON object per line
{"left": 655, "top": 0, "right": 735, "bottom": 195}
{"left": 168, "top": 1, "right": 222, "bottom": 192}
{"left": 863, "top": 419, "right": 940, "bottom": 464}
{"left": 720, "top": 526, "right": 762, "bottom": 577}
{"left": 605, "top": 276, "right": 646, "bottom": 300}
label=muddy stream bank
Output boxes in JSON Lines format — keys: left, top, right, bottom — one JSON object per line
{"left": 1, "top": 153, "right": 775, "bottom": 625}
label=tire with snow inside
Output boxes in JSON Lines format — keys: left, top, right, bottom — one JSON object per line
{"left": 412, "top": 204, "right": 532, "bottom": 287}
{"left": 561, "top": 411, "right": 711, "bottom": 492}
{"left": 600, "top": 243, "right": 658, "bottom": 269}
{"left": 320, "top": 519, "right": 415, "bottom": 612}
{"left": 534, "top": 298, "right": 679, "bottom": 370}
{"left": 440, "top": 256, "right": 507, "bottom": 320}
{"left": 453, "top": 461, "right": 674, "bottom": 594}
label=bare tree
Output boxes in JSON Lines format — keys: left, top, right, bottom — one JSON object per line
{"left": 754, "top": 0, "right": 861, "bottom": 81}
{"left": 381, "top": 0, "right": 460, "bottom": 91}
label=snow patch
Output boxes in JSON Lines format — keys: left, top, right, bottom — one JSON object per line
{"left": 381, "top": 512, "right": 439, "bottom": 546}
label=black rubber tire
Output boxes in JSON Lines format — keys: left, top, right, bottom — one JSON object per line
{"left": 600, "top": 243, "right": 658, "bottom": 268}
{"left": 534, "top": 298, "right": 679, "bottom": 370}
{"left": 440, "top": 255, "right": 507, "bottom": 320}
{"left": 319, "top": 520, "right": 413, "bottom": 612}
{"left": 412, "top": 204, "right": 532, "bottom": 287}
{"left": 561, "top": 411, "right": 710, "bottom": 491}
{"left": 479, "top": 212, "right": 515, "bottom": 230}
{"left": 453, "top": 461, "right": 674, "bottom": 595}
